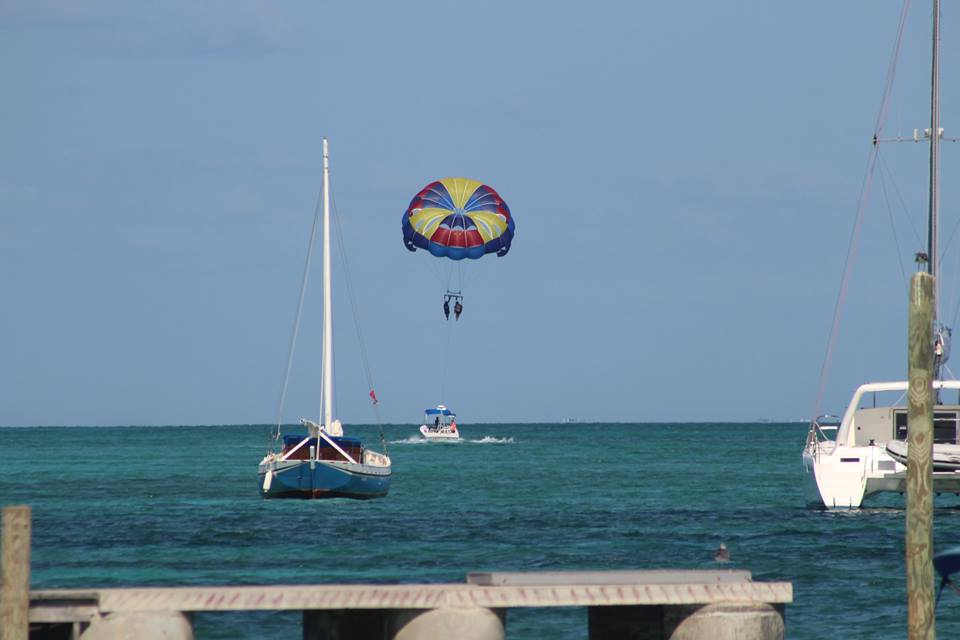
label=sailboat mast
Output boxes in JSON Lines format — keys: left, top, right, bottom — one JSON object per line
{"left": 321, "top": 138, "right": 334, "bottom": 429}
{"left": 928, "top": 0, "right": 941, "bottom": 306}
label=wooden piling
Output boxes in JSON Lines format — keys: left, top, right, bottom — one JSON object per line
{"left": 906, "top": 272, "right": 935, "bottom": 640}
{"left": 1, "top": 505, "right": 31, "bottom": 640}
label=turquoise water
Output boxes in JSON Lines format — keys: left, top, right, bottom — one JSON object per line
{"left": 2, "top": 422, "right": 960, "bottom": 638}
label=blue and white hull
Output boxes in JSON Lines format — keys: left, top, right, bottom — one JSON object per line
{"left": 258, "top": 455, "right": 391, "bottom": 500}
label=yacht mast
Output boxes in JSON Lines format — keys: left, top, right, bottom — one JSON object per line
{"left": 321, "top": 138, "right": 334, "bottom": 429}
{"left": 928, "top": 0, "right": 941, "bottom": 304}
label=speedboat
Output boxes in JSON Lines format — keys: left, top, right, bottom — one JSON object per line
{"left": 419, "top": 405, "right": 461, "bottom": 441}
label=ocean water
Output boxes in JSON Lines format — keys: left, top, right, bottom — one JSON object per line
{"left": 2, "top": 422, "right": 960, "bottom": 638}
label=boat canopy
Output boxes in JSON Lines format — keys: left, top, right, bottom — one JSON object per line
{"left": 425, "top": 408, "right": 455, "bottom": 416}
{"left": 282, "top": 434, "right": 362, "bottom": 449}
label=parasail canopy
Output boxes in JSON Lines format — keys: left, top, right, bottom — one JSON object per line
{"left": 402, "top": 177, "right": 515, "bottom": 261}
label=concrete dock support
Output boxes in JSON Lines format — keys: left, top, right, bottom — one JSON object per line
{"left": 303, "top": 607, "right": 505, "bottom": 640}
{"left": 24, "top": 572, "right": 790, "bottom": 637}
{"left": 906, "top": 271, "right": 935, "bottom": 640}
{"left": 588, "top": 602, "right": 785, "bottom": 640}
{"left": 1, "top": 506, "right": 31, "bottom": 640}
{"left": 79, "top": 611, "right": 194, "bottom": 640}
{"left": 392, "top": 607, "right": 505, "bottom": 640}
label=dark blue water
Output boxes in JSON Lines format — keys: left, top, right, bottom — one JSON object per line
{"left": 2, "top": 423, "right": 959, "bottom": 638}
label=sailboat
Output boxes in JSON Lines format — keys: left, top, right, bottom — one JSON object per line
{"left": 802, "top": 0, "right": 960, "bottom": 508}
{"left": 258, "top": 139, "right": 392, "bottom": 499}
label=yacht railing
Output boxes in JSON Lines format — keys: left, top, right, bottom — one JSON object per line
{"left": 805, "top": 415, "right": 840, "bottom": 456}
{"left": 363, "top": 449, "right": 391, "bottom": 468}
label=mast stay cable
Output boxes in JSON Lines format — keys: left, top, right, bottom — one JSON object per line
{"left": 876, "top": 151, "right": 912, "bottom": 291}
{"left": 330, "top": 187, "right": 388, "bottom": 454}
{"left": 272, "top": 188, "right": 323, "bottom": 447}
{"left": 810, "top": 0, "right": 912, "bottom": 423}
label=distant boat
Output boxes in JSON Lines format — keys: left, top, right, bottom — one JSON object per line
{"left": 258, "top": 139, "right": 391, "bottom": 499}
{"left": 419, "top": 405, "right": 461, "bottom": 441}
{"left": 802, "top": 2, "right": 960, "bottom": 508}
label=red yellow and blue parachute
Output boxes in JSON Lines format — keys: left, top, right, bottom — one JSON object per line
{"left": 402, "top": 178, "right": 515, "bottom": 261}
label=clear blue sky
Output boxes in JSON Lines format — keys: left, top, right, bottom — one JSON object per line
{"left": 2, "top": 1, "right": 957, "bottom": 425}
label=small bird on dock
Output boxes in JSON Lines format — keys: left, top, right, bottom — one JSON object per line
{"left": 713, "top": 543, "right": 730, "bottom": 563}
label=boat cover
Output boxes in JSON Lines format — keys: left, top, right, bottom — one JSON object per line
{"left": 885, "top": 439, "right": 960, "bottom": 470}
{"left": 425, "top": 408, "right": 455, "bottom": 416}
{"left": 283, "top": 434, "right": 362, "bottom": 448}
{"left": 935, "top": 546, "right": 960, "bottom": 580}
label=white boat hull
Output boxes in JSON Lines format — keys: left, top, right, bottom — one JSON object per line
{"left": 804, "top": 445, "right": 960, "bottom": 508}
{"left": 801, "top": 381, "right": 960, "bottom": 508}
{"left": 419, "top": 425, "right": 461, "bottom": 441}
{"left": 803, "top": 442, "right": 898, "bottom": 508}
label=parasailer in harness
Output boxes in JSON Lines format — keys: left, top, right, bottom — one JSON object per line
{"left": 402, "top": 177, "right": 516, "bottom": 321}
{"left": 401, "top": 178, "right": 514, "bottom": 400}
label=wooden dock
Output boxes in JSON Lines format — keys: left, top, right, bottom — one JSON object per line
{"left": 3, "top": 506, "right": 793, "bottom": 639}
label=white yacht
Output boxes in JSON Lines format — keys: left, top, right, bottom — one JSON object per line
{"left": 803, "top": 381, "right": 960, "bottom": 508}
{"left": 803, "top": 0, "right": 960, "bottom": 508}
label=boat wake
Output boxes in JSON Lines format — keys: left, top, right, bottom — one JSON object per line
{"left": 469, "top": 436, "right": 514, "bottom": 444}
{"left": 390, "top": 436, "right": 430, "bottom": 445}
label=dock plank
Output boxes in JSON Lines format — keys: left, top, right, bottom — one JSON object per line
{"left": 29, "top": 578, "right": 791, "bottom": 621}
